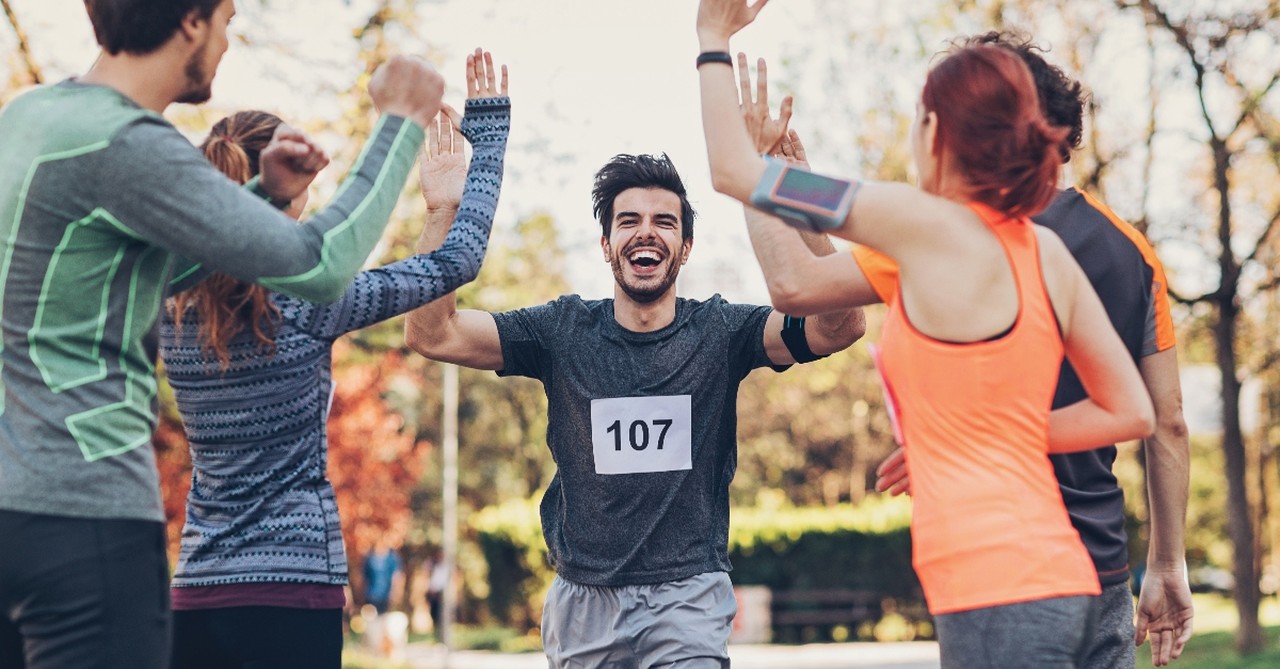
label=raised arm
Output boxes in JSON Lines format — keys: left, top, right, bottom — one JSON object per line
{"left": 1040, "top": 229, "right": 1155, "bottom": 451}
{"left": 404, "top": 48, "right": 508, "bottom": 371}
{"left": 292, "top": 92, "right": 510, "bottom": 339}
{"left": 103, "top": 55, "right": 443, "bottom": 303}
{"left": 696, "top": 0, "right": 968, "bottom": 273}
{"left": 726, "top": 56, "right": 864, "bottom": 360}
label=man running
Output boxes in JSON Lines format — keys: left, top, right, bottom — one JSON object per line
{"left": 0, "top": 1, "right": 441, "bottom": 666}
{"left": 405, "top": 152, "right": 864, "bottom": 668}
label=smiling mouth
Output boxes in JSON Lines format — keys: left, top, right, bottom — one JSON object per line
{"left": 627, "top": 248, "right": 664, "bottom": 269}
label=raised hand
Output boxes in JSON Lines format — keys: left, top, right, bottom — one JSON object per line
{"left": 737, "top": 53, "right": 792, "bottom": 156}
{"left": 258, "top": 124, "right": 330, "bottom": 207}
{"left": 776, "top": 130, "right": 810, "bottom": 168}
{"left": 419, "top": 105, "right": 467, "bottom": 211}
{"left": 465, "top": 47, "right": 508, "bottom": 99}
{"left": 697, "top": 0, "right": 771, "bottom": 45}
{"left": 419, "top": 47, "right": 508, "bottom": 211}
{"left": 369, "top": 54, "right": 446, "bottom": 130}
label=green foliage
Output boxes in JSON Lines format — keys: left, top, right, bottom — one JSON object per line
{"left": 471, "top": 496, "right": 922, "bottom": 633}
{"left": 728, "top": 496, "right": 920, "bottom": 600}
{"left": 735, "top": 308, "right": 891, "bottom": 507}
{"left": 471, "top": 497, "right": 552, "bottom": 631}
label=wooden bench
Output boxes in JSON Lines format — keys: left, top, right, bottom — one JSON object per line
{"left": 769, "top": 589, "right": 930, "bottom": 642}
{"left": 770, "top": 589, "right": 881, "bottom": 631}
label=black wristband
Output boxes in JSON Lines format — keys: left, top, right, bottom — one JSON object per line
{"left": 696, "top": 51, "right": 733, "bottom": 69}
{"left": 780, "top": 315, "right": 828, "bottom": 364}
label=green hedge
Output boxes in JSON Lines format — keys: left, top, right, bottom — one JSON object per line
{"left": 727, "top": 496, "right": 920, "bottom": 599}
{"left": 472, "top": 495, "right": 922, "bottom": 631}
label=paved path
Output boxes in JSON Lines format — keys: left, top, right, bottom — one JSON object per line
{"left": 396, "top": 641, "right": 941, "bottom": 669}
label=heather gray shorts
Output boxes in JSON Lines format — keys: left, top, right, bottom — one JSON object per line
{"left": 933, "top": 594, "right": 1100, "bottom": 669}
{"left": 541, "top": 571, "right": 735, "bottom": 669}
{"left": 1081, "top": 581, "right": 1137, "bottom": 669}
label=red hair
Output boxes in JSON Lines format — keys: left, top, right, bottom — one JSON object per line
{"left": 921, "top": 44, "right": 1069, "bottom": 219}
{"left": 169, "top": 111, "right": 283, "bottom": 370}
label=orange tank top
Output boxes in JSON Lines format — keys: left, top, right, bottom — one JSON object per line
{"left": 877, "top": 203, "right": 1100, "bottom": 614}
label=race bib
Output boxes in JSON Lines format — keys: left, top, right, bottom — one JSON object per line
{"left": 590, "top": 395, "right": 692, "bottom": 475}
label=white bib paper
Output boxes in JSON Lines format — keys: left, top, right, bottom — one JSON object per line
{"left": 590, "top": 395, "right": 692, "bottom": 475}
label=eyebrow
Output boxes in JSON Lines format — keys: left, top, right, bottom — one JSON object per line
{"left": 615, "top": 210, "right": 679, "bottom": 223}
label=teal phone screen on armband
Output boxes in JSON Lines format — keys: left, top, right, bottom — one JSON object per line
{"left": 748, "top": 156, "right": 857, "bottom": 232}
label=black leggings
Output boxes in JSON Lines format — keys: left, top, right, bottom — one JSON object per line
{"left": 0, "top": 509, "right": 170, "bottom": 669}
{"left": 171, "top": 606, "right": 343, "bottom": 669}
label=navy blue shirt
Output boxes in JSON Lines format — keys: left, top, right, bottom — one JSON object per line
{"left": 1035, "top": 187, "right": 1172, "bottom": 586}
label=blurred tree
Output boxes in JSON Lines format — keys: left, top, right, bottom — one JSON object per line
{"left": 326, "top": 342, "right": 433, "bottom": 605}
{"left": 1114, "top": 0, "right": 1280, "bottom": 653}
{"left": 1, "top": 0, "right": 41, "bottom": 87}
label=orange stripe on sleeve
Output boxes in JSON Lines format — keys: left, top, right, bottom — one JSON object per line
{"left": 1076, "top": 190, "right": 1177, "bottom": 352}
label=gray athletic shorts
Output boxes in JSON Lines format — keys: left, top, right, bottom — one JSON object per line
{"left": 933, "top": 594, "right": 1100, "bottom": 668}
{"left": 1081, "top": 581, "right": 1136, "bottom": 669}
{"left": 541, "top": 571, "right": 735, "bottom": 669}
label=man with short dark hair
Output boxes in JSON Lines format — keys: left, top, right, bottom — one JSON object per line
{"left": 0, "top": 1, "right": 443, "bottom": 666}
{"left": 405, "top": 152, "right": 864, "bottom": 669}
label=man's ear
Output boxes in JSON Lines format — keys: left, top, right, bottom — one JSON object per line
{"left": 176, "top": 7, "right": 210, "bottom": 44}
{"left": 680, "top": 238, "right": 693, "bottom": 265}
{"left": 600, "top": 235, "right": 611, "bottom": 262}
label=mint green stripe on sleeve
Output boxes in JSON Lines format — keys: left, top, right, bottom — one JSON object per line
{"left": 260, "top": 116, "right": 423, "bottom": 294}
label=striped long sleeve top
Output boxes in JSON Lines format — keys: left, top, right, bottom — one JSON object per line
{"left": 161, "top": 96, "right": 509, "bottom": 589}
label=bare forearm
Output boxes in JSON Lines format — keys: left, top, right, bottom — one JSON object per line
{"left": 699, "top": 56, "right": 765, "bottom": 199}
{"left": 744, "top": 207, "right": 864, "bottom": 350}
{"left": 1140, "top": 348, "right": 1191, "bottom": 567}
{"left": 744, "top": 206, "right": 822, "bottom": 309}
{"left": 417, "top": 207, "right": 457, "bottom": 253}
{"left": 405, "top": 292, "right": 460, "bottom": 356}
{"left": 1048, "top": 399, "right": 1153, "bottom": 453}
{"left": 791, "top": 227, "right": 866, "bottom": 346}
{"left": 1145, "top": 423, "right": 1190, "bottom": 566}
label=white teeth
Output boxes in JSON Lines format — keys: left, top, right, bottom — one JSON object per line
{"left": 629, "top": 250, "right": 661, "bottom": 262}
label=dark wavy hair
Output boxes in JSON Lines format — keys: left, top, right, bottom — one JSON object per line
{"left": 962, "top": 31, "right": 1087, "bottom": 162}
{"left": 84, "top": 0, "right": 222, "bottom": 55}
{"left": 591, "top": 153, "right": 696, "bottom": 240}
{"left": 922, "top": 45, "right": 1070, "bottom": 219}
{"left": 169, "top": 111, "right": 283, "bottom": 370}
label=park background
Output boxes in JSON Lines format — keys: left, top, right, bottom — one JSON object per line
{"left": 3, "top": 0, "right": 1279, "bottom": 664}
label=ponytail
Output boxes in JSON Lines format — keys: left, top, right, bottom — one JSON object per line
{"left": 170, "top": 110, "right": 286, "bottom": 370}
{"left": 922, "top": 45, "right": 1069, "bottom": 219}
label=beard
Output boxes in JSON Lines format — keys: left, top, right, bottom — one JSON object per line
{"left": 609, "top": 242, "right": 681, "bottom": 304}
{"left": 175, "top": 43, "right": 214, "bottom": 104}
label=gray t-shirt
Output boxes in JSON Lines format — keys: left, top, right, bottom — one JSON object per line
{"left": 493, "top": 294, "right": 782, "bottom": 586}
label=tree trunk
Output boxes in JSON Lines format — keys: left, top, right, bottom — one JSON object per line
{"left": 1212, "top": 138, "right": 1263, "bottom": 653}
{"left": 1, "top": 0, "right": 42, "bottom": 85}
{"left": 1216, "top": 300, "right": 1262, "bottom": 653}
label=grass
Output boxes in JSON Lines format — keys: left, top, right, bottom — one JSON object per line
{"left": 1145, "top": 627, "right": 1280, "bottom": 668}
